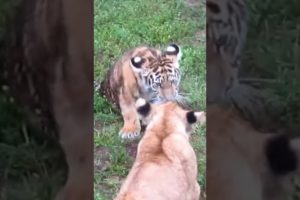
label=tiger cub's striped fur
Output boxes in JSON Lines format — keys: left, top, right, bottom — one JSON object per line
{"left": 206, "top": 0, "right": 248, "bottom": 102}
{"left": 100, "top": 44, "right": 182, "bottom": 140}
{"left": 207, "top": 0, "right": 272, "bottom": 130}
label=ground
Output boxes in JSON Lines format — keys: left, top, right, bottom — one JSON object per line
{"left": 94, "top": 0, "right": 206, "bottom": 199}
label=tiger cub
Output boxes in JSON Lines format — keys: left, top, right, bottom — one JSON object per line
{"left": 206, "top": 0, "right": 248, "bottom": 102}
{"left": 100, "top": 44, "right": 183, "bottom": 140}
{"left": 114, "top": 98, "right": 205, "bottom": 200}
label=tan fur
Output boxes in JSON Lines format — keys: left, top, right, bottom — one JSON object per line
{"left": 100, "top": 45, "right": 182, "bottom": 140}
{"left": 207, "top": 104, "right": 300, "bottom": 200}
{"left": 114, "top": 101, "right": 204, "bottom": 200}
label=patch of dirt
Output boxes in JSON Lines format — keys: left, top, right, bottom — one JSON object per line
{"left": 125, "top": 141, "right": 139, "bottom": 158}
{"left": 191, "top": 29, "right": 206, "bottom": 46}
{"left": 196, "top": 29, "right": 206, "bottom": 41}
{"left": 96, "top": 52, "right": 104, "bottom": 63}
{"left": 94, "top": 146, "right": 111, "bottom": 172}
{"left": 94, "top": 120, "right": 103, "bottom": 132}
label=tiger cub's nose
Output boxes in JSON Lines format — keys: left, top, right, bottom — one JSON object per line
{"left": 160, "top": 81, "right": 176, "bottom": 101}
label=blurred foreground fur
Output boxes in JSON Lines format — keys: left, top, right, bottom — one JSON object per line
{"left": 207, "top": 0, "right": 300, "bottom": 199}
{"left": 0, "top": 0, "right": 93, "bottom": 199}
{"left": 207, "top": 104, "right": 300, "bottom": 200}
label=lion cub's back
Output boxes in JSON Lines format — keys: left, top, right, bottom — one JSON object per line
{"left": 125, "top": 163, "right": 189, "bottom": 200}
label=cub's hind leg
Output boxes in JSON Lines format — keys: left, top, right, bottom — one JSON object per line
{"left": 118, "top": 94, "right": 141, "bottom": 140}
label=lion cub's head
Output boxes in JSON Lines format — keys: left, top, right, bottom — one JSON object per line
{"left": 135, "top": 97, "right": 206, "bottom": 135}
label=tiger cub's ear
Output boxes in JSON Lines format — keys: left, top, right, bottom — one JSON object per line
{"left": 166, "top": 44, "right": 180, "bottom": 55}
{"left": 130, "top": 56, "right": 146, "bottom": 72}
{"left": 186, "top": 111, "right": 206, "bottom": 125}
{"left": 163, "top": 44, "right": 182, "bottom": 66}
{"left": 136, "top": 98, "right": 151, "bottom": 118}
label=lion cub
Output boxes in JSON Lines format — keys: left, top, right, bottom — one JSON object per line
{"left": 207, "top": 104, "right": 300, "bottom": 200}
{"left": 114, "top": 98, "right": 205, "bottom": 200}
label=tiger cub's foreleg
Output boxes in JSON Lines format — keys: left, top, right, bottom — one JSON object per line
{"left": 118, "top": 94, "right": 141, "bottom": 140}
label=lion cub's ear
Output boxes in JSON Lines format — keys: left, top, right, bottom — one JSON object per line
{"left": 136, "top": 98, "right": 151, "bottom": 118}
{"left": 186, "top": 111, "right": 206, "bottom": 125}
{"left": 266, "top": 135, "right": 299, "bottom": 176}
{"left": 163, "top": 44, "right": 182, "bottom": 65}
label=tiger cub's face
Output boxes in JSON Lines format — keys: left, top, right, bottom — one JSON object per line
{"left": 130, "top": 44, "right": 182, "bottom": 104}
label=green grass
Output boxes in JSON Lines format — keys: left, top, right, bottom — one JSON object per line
{"left": 94, "top": 0, "right": 206, "bottom": 199}
{"left": 242, "top": 0, "right": 300, "bottom": 136}
{"left": 0, "top": 94, "right": 67, "bottom": 200}
{"left": 0, "top": 1, "right": 67, "bottom": 199}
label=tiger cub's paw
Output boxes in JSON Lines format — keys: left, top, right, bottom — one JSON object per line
{"left": 119, "top": 123, "right": 141, "bottom": 140}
